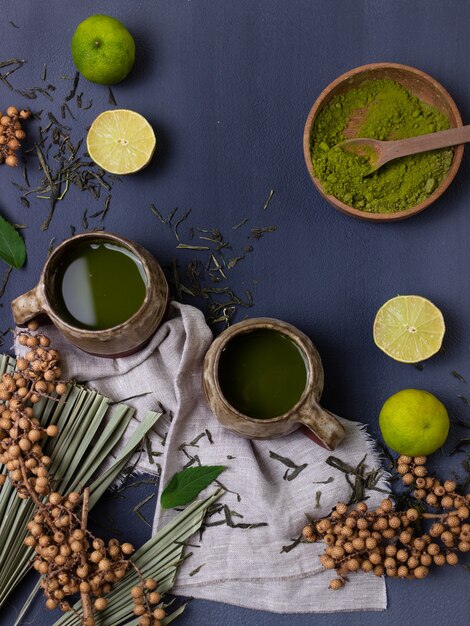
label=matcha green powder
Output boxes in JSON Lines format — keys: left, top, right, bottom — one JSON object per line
{"left": 311, "top": 79, "right": 454, "bottom": 213}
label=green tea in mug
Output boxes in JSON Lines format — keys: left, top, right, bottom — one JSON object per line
{"left": 53, "top": 241, "right": 147, "bottom": 330}
{"left": 217, "top": 328, "right": 307, "bottom": 419}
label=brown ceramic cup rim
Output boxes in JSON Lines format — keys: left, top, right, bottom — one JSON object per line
{"left": 204, "top": 317, "right": 346, "bottom": 449}
{"left": 303, "top": 62, "right": 464, "bottom": 222}
{"left": 211, "top": 317, "right": 321, "bottom": 424}
{"left": 41, "top": 232, "right": 160, "bottom": 336}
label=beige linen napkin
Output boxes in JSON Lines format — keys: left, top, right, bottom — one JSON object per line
{"left": 16, "top": 302, "right": 387, "bottom": 613}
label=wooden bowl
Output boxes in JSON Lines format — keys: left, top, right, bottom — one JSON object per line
{"left": 303, "top": 63, "right": 463, "bottom": 221}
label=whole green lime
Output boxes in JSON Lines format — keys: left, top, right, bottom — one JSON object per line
{"left": 379, "top": 389, "right": 449, "bottom": 456}
{"left": 71, "top": 15, "right": 135, "bottom": 85}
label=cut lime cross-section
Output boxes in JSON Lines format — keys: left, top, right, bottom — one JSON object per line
{"left": 87, "top": 109, "right": 156, "bottom": 175}
{"left": 373, "top": 295, "right": 445, "bottom": 363}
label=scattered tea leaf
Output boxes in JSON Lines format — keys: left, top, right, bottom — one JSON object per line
{"left": 378, "top": 441, "right": 396, "bottom": 472}
{"left": 232, "top": 217, "right": 248, "bottom": 230}
{"left": 326, "top": 454, "right": 388, "bottom": 504}
{"left": 0, "top": 267, "right": 13, "bottom": 298}
{"left": 451, "top": 415, "right": 470, "bottom": 430}
{"left": 452, "top": 370, "right": 466, "bottom": 383}
{"left": 315, "top": 491, "right": 322, "bottom": 508}
{"left": 189, "top": 563, "right": 206, "bottom": 577}
{"left": 133, "top": 492, "right": 157, "bottom": 527}
{"left": 312, "top": 476, "right": 334, "bottom": 485}
{"left": 263, "top": 189, "right": 274, "bottom": 210}
{"left": 269, "top": 450, "right": 308, "bottom": 481}
{"left": 151, "top": 203, "right": 276, "bottom": 327}
{"left": 281, "top": 534, "right": 303, "bottom": 553}
{"left": 109, "top": 391, "right": 152, "bottom": 405}
{"left": 108, "top": 86, "right": 117, "bottom": 105}
{"left": 213, "top": 478, "right": 241, "bottom": 502}
{"left": 222, "top": 504, "right": 267, "bottom": 529}
{"left": 145, "top": 435, "right": 164, "bottom": 471}
{"left": 61, "top": 102, "right": 76, "bottom": 121}
{"left": 0, "top": 215, "right": 26, "bottom": 268}
{"left": 65, "top": 71, "right": 79, "bottom": 101}
{"left": 22, "top": 162, "right": 29, "bottom": 187}
{"left": 182, "top": 450, "right": 201, "bottom": 469}
{"left": 178, "top": 432, "right": 207, "bottom": 450}
{"left": 149, "top": 203, "right": 166, "bottom": 224}
{"left": 174, "top": 208, "right": 192, "bottom": 241}
{"left": 459, "top": 459, "right": 470, "bottom": 492}
{"left": 161, "top": 465, "right": 225, "bottom": 509}
{"left": 227, "top": 255, "right": 244, "bottom": 270}
{"left": 250, "top": 225, "right": 277, "bottom": 239}
{"left": 166, "top": 207, "right": 178, "bottom": 225}
{"left": 458, "top": 395, "right": 470, "bottom": 406}
{"left": 47, "top": 237, "right": 55, "bottom": 256}
{"left": 450, "top": 439, "right": 470, "bottom": 456}
{"left": 269, "top": 450, "right": 298, "bottom": 469}
{"left": 177, "top": 243, "right": 210, "bottom": 251}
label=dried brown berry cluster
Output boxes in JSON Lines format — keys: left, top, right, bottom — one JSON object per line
{"left": 0, "top": 324, "right": 166, "bottom": 626}
{"left": 0, "top": 322, "right": 65, "bottom": 499}
{"left": 302, "top": 455, "right": 470, "bottom": 589}
{"left": 27, "top": 489, "right": 135, "bottom": 620}
{"left": 131, "top": 579, "right": 167, "bottom": 626}
{"left": 0, "top": 106, "right": 30, "bottom": 167}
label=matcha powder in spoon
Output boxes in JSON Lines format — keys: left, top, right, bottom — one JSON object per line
{"left": 310, "top": 79, "right": 454, "bottom": 213}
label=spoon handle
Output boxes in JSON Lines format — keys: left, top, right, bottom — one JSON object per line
{"left": 385, "top": 124, "right": 470, "bottom": 160}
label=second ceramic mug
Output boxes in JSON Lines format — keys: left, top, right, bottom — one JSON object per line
{"left": 203, "top": 317, "right": 346, "bottom": 450}
{"left": 11, "top": 232, "right": 169, "bottom": 357}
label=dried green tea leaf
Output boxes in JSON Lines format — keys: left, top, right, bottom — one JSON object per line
{"left": 452, "top": 370, "right": 466, "bottom": 383}
{"left": 0, "top": 214, "right": 26, "bottom": 268}
{"left": 458, "top": 395, "right": 470, "bottom": 406}
{"left": 263, "top": 189, "right": 274, "bottom": 210}
{"left": 281, "top": 534, "right": 302, "bottom": 553}
{"left": 269, "top": 450, "right": 308, "bottom": 480}
{"left": 161, "top": 465, "right": 225, "bottom": 509}
{"left": 312, "top": 476, "right": 334, "bottom": 485}
{"left": 450, "top": 438, "right": 470, "bottom": 456}
{"left": 189, "top": 563, "right": 206, "bottom": 576}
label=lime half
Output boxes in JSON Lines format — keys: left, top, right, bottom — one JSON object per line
{"left": 373, "top": 295, "right": 445, "bottom": 363}
{"left": 87, "top": 109, "right": 156, "bottom": 175}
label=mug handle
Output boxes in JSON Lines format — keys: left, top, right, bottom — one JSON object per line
{"left": 297, "top": 398, "right": 346, "bottom": 450}
{"left": 11, "top": 285, "right": 45, "bottom": 325}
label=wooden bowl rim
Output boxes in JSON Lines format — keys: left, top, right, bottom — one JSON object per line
{"left": 303, "top": 62, "right": 464, "bottom": 222}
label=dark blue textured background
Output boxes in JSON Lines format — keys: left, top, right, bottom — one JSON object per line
{"left": 1, "top": 1, "right": 470, "bottom": 624}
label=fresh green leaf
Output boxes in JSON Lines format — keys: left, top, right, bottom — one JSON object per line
{"left": 161, "top": 465, "right": 225, "bottom": 509}
{"left": 0, "top": 214, "right": 26, "bottom": 268}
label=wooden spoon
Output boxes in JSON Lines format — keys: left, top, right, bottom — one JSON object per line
{"left": 338, "top": 125, "right": 470, "bottom": 175}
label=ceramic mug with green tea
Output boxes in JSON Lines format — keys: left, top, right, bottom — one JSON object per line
{"left": 11, "top": 232, "right": 168, "bottom": 357}
{"left": 203, "top": 317, "right": 346, "bottom": 450}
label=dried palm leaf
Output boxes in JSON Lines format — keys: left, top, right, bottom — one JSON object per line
{"left": 0, "top": 353, "right": 162, "bottom": 610}
{"left": 53, "top": 489, "right": 223, "bottom": 625}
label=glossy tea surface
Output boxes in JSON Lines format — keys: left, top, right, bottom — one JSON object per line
{"left": 54, "top": 241, "right": 147, "bottom": 330}
{"left": 218, "top": 329, "right": 307, "bottom": 419}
